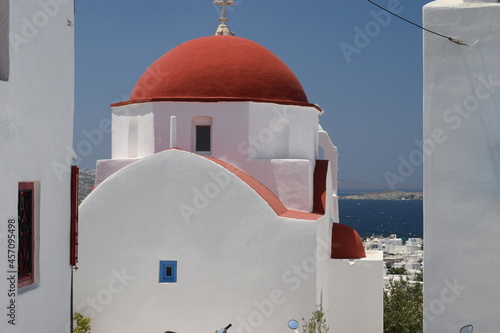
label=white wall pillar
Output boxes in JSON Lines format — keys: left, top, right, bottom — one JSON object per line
{"left": 170, "top": 115, "right": 177, "bottom": 148}
{"left": 423, "top": 1, "right": 500, "bottom": 331}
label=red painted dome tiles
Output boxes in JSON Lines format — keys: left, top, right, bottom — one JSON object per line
{"left": 127, "top": 36, "right": 309, "bottom": 106}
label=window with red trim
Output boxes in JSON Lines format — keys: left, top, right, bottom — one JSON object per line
{"left": 18, "top": 182, "right": 35, "bottom": 287}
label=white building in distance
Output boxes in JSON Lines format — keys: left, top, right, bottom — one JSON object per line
{"left": 74, "top": 9, "right": 384, "bottom": 333}
{"left": 0, "top": 0, "right": 76, "bottom": 332}
{"left": 423, "top": 0, "right": 500, "bottom": 331}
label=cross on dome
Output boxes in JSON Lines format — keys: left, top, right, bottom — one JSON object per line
{"left": 214, "top": 0, "right": 235, "bottom": 36}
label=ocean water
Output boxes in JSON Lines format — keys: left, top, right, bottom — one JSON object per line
{"left": 338, "top": 199, "right": 423, "bottom": 240}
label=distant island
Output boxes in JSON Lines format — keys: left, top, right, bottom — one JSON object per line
{"left": 78, "top": 170, "right": 423, "bottom": 202}
{"left": 79, "top": 169, "right": 96, "bottom": 202}
{"left": 339, "top": 190, "right": 422, "bottom": 200}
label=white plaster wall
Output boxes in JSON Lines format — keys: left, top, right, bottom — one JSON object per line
{"left": 247, "top": 103, "right": 318, "bottom": 161}
{"left": 75, "top": 150, "right": 317, "bottom": 333}
{"left": 95, "top": 158, "right": 140, "bottom": 185}
{"left": 270, "top": 159, "right": 312, "bottom": 211}
{"left": 154, "top": 102, "right": 250, "bottom": 157}
{"left": 0, "top": 0, "right": 74, "bottom": 332}
{"left": 324, "top": 163, "right": 334, "bottom": 222}
{"left": 321, "top": 252, "right": 383, "bottom": 333}
{"left": 112, "top": 101, "right": 318, "bottom": 163}
{"left": 111, "top": 101, "right": 251, "bottom": 159}
{"left": 105, "top": 101, "right": 321, "bottom": 212}
{"left": 318, "top": 126, "right": 339, "bottom": 222}
{"left": 97, "top": 155, "right": 314, "bottom": 211}
{"left": 314, "top": 196, "right": 333, "bottom": 309}
{"left": 112, "top": 103, "right": 154, "bottom": 158}
{"left": 423, "top": 1, "right": 500, "bottom": 331}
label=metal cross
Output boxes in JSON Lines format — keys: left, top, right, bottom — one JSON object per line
{"left": 214, "top": 0, "right": 234, "bottom": 24}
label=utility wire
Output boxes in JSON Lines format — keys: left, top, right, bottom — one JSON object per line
{"left": 366, "top": 0, "right": 478, "bottom": 46}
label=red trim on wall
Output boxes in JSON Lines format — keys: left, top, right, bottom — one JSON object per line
{"left": 313, "top": 160, "right": 329, "bottom": 214}
{"left": 202, "top": 154, "right": 322, "bottom": 221}
{"left": 70, "top": 166, "right": 79, "bottom": 268}
{"left": 331, "top": 223, "right": 366, "bottom": 259}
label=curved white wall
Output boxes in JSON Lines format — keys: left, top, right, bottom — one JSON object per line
{"left": 111, "top": 101, "right": 319, "bottom": 162}
{"left": 76, "top": 150, "right": 317, "bottom": 333}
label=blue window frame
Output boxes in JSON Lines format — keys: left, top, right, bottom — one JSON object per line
{"left": 159, "top": 261, "right": 177, "bottom": 283}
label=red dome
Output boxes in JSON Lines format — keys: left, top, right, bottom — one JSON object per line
{"left": 127, "top": 36, "right": 310, "bottom": 106}
{"left": 331, "top": 223, "right": 366, "bottom": 259}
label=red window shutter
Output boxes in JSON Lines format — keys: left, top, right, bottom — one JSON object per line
{"left": 18, "top": 182, "right": 35, "bottom": 287}
{"left": 70, "top": 166, "right": 79, "bottom": 267}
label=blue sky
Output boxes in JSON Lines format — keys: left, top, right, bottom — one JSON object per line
{"left": 74, "top": 0, "right": 434, "bottom": 189}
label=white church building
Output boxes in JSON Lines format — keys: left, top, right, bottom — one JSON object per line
{"left": 0, "top": 0, "right": 76, "bottom": 333}
{"left": 74, "top": 5, "right": 383, "bottom": 333}
{"left": 5, "top": 0, "right": 500, "bottom": 332}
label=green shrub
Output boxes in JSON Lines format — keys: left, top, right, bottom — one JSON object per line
{"left": 74, "top": 312, "right": 92, "bottom": 333}
{"left": 302, "top": 304, "right": 329, "bottom": 333}
{"left": 387, "top": 266, "right": 407, "bottom": 275}
{"left": 384, "top": 278, "right": 423, "bottom": 333}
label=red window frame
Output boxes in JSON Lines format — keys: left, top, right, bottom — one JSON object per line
{"left": 18, "top": 182, "right": 35, "bottom": 288}
{"left": 70, "top": 166, "right": 79, "bottom": 267}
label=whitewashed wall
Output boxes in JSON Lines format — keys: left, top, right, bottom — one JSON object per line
{"left": 111, "top": 102, "right": 319, "bottom": 162}
{"left": 104, "top": 101, "right": 321, "bottom": 211}
{"left": 318, "top": 126, "right": 339, "bottom": 222}
{"left": 322, "top": 252, "right": 383, "bottom": 333}
{"left": 423, "top": 1, "right": 500, "bottom": 331}
{"left": 111, "top": 103, "right": 155, "bottom": 159}
{"left": 0, "top": 0, "right": 74, "bottom": 332}
{"left": 76, "top": 150, "right": 318, "bottom": 333}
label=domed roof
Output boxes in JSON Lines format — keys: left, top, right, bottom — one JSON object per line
{"left": 331, "top": 223, "right": 366, "bottom": 259}
{"left": 125, "top": 36, "right": 312, "bottom": 107}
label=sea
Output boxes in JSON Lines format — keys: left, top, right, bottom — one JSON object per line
{"left": 338, "top": 190, "right": 423, "bottom": 240}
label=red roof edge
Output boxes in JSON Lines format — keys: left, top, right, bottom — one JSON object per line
{"left": 331, "top": 223, "right": 366, "bottom": 259}
{"left": 202, "top": 154, "right": 322, "bottom": 221}
{"left": 111, "top": 97, "right": 323, "bottom": 113}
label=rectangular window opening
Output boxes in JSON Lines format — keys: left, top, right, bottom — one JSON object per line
{"left": 159, "top": 261, "right": 177, "bottom": 283}
{"left": 0, "top": 0, "right": 9, "bottom": 81}
{"left": 196, "top": 125, "right": 211, "bottom": 152}
{"left": 18, "top": 182, "right": 35, "bottom": 288}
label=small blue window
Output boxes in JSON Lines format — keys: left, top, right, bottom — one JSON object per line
{"left": 159, "top": 261, "right": 177, "bottom": 283}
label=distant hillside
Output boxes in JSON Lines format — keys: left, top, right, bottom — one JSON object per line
{"left": 339, "top": 190, "right": 422, "bottom": 200}
{"left": 338, "top": 179, "right": 422, "bottom": 191}
{"left": 77, "top": 172, "right": 422, "bottom": 202}
{"left": 78, "top": 169, "right": 95, "bottom": 202}
{"left": 338, "top": 179, "right": 382, "bottom": 190}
